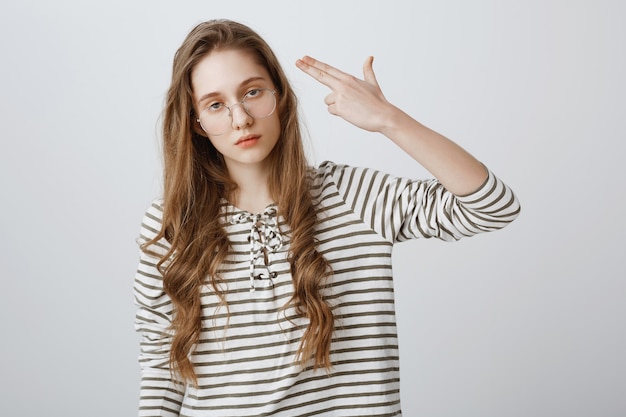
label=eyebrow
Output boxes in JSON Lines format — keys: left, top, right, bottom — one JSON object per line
{"left": 196, "top": 76, "right": 269, "bottom": 105}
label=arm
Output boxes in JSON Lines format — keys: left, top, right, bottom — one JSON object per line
{"left": 296, "top": 56, "right": 487, "bottom": 196}
{"left": 134, "top": 201, "right": 184, "bottom": 416}
{"left": 322, "top": 161, "right": 519, "bottom": 243}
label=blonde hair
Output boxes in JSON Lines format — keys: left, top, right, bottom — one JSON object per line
{"left": 142, "top": 19, "right": 333, "bottom": 384}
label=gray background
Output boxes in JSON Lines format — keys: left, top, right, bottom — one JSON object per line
{"left": 1, "top": 1, "right": 624, "bottom": 416}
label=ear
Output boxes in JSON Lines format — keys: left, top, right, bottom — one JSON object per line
{"left": 192, "top": 116, "right": 209, "bottom": 137}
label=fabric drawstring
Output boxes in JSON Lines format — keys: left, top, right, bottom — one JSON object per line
{"left": 230, "top": 206, "right": 283, "bottom": 292}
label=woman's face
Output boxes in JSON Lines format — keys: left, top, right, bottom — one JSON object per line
{"left": 191, "top": 49, "right": 281, "bottom": 173}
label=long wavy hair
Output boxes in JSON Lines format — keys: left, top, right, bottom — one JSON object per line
{"left": 141, "top": 19, "right": 334, "bottom": 384}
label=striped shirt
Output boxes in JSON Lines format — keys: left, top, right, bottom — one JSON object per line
{"left": 134, "top": 161, "right": 520, "bottom": 416}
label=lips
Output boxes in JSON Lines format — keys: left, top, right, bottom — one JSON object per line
{"left": 235, "top": 134, "right": 261, "bottom": 147}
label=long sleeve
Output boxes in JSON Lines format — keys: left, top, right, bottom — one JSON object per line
{"left": 323, "top": 161, "right": 520, "bottom": 243}
{"left": 134, "top": 200, "right": 184, "bottom": 416}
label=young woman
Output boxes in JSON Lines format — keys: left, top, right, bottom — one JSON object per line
{"left": 134, "top": 19, "right": 520, "bottom": 417}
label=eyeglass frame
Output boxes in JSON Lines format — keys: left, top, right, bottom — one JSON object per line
{"left": 195, "top": 88, "right": 277, "bottom": 136}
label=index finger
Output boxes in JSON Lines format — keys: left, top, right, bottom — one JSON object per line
{"left": 302, "top": 56, "right": 349, "bottom": 79}
{"left": 295, "top": 56, "right": 345, "bottom": 88}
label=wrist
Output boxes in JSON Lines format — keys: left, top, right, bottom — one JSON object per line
{"left": 378, "top": 105, "right": 420, "bottom": 139}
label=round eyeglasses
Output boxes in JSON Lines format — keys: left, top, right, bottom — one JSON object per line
{"left": 196, "top": 88, "right": 277, "bottom": 136}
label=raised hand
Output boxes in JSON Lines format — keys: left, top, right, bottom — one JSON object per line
{"left": 297, "top": 55, "right": 488, "bottom": 195}
{"left": 295, "top": 55, "right": 398, "bottom": 133}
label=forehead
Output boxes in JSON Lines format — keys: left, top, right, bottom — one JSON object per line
{"left": 191, "top": 49, "right": 272, "bottom": 98}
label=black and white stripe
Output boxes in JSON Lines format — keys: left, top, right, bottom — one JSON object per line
{"left": 134, "top": 161, "right": 520, "bottom": 416}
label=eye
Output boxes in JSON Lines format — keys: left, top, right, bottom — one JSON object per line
{"left": 205, "top": 102, "right": 224, "bottom": 112}
{"left": 244, "top": 88, "right": 262, "bottom": 99}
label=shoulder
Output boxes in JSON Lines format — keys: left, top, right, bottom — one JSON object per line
{"left": 144, "top": 198, "right": 164, "bottom": 217}
{"left": 310, "top": 161, "right": 346, "bottom": 193}
{"left": 137, "top": 198, "right": 169, "bottom": 252}
{"left": 313, "top": 160, "right": 340, "bottom": 176}
{"left": 140, "top": 199, "right": 164, "bottom": 235}
{"left": 312, "top": 160, "right": 398, "bottom": 191}
{"left": 311, "top": 160, "right": 359, "bottom": 184}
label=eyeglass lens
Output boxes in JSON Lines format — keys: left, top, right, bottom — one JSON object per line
{"left": 198, "top": 89, "right": 276, "bottom": 136}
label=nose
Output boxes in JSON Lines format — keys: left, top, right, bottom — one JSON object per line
{"left": 230, "top": 103, "right": 253, "bottom": 130}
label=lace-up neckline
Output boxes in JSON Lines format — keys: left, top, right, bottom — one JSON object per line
{"left": 229, "top": 204, "right": 283, "bottom": 292}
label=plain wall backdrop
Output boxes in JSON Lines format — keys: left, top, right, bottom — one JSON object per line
{"left": 1, "top": 1, "right": 624, "bottom": 416}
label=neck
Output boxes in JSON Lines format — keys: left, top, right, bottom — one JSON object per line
{"left": 226, "top": 162, "right": 273, "bottom": 213}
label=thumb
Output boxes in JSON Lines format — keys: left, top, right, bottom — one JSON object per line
{"left": 362, "top": 55, "right": 379, "bottom": 86}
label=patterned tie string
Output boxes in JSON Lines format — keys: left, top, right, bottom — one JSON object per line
{"left": 230, "top": 206, "right": 283, "bottom": 292}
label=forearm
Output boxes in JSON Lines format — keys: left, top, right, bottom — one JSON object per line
{"left": 379, "top": 105, "right": 488, "bottom": 196}
{"left": 296, "top": 54, "right": 493, "bottom": 195}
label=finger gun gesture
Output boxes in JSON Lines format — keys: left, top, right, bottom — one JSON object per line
{"left": 296, "top": 55, "right": 396, "bottom": 133}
